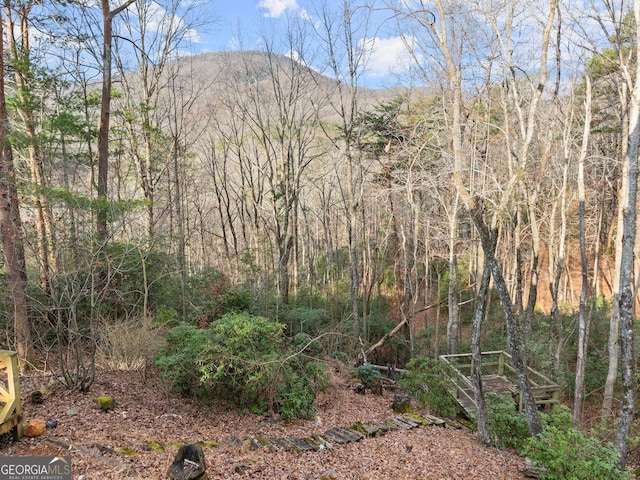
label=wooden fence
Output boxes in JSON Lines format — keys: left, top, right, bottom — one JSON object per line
{"left": 438, "top": 350, "right": 561, "bottom": 418}
{"left": 0, "top": 350, "right": 23, "bottom": 438}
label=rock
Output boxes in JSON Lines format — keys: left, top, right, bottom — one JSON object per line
{"left": 46, "top": 420, "right": 58, "bottom": 429}
{"left": 167, "top": 443, "right": 208, "bottom": 480}
{"left": 392, "top": 393, "right": 412, "bottom": 413}
{"left": 233, "top": 462, "right": 254, "bottom": 475}
{"left": 524, "top": 457, "right": 542, "bottom": 478}
{"left": 25, "top": 419, "right": 46, "bottom": 437}
{"left": 66, "top": 408, "right": 79, "bottom": 416}
{"left": 240, "top": 438, "right": 261, "bottom": 452}
{"left": 94, "top": 395, "right": 115, "bottom": 412}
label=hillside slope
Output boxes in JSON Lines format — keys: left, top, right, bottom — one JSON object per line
{"left": 3, "top": 366, "right": 526, "bottom": 479}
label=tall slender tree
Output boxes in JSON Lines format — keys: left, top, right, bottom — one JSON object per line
{"left": 615, "top": 0, "right": 640, "bottom": 465}
{"left": 573, "top": 75, "right": 593, "bottom": 428}
{"left": 4, "top": 0, "right": 57, "bottom": 292}
{"left": 97, "top": 0, "right": 135, "bottom": 241}
{"left": 0, "top": 7, "right": 32, "bottom": 363}
{"left": 310, "top": 0, "right": 374, "bottom": 337}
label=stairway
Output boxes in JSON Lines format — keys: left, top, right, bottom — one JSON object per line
{"left": 223, "top": 413, "right": 448, "bottom": 453}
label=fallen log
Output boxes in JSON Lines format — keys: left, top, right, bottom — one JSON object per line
{"left": 31, "top": 376, "right": 66, "bottom": 404}
{"left": 364, "top": 319, "right": 408, "bottom": 359}
{"left": 364, "top": 302, "right": 439, "bottom": 359}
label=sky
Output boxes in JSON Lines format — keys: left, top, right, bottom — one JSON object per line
{"left": 135, "top": 0, "right": 613, "bottom": 91}
{"left": 191, "top": 0, "right": 415, "bottom": 89}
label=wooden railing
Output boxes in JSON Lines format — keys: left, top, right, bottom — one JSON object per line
{"left": 0, "top": 350, "right": 23, "bottom": 438}
{"left": 439, "top": 350, "right": 561, "bottom": 416}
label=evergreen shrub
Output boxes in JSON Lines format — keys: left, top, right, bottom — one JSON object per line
{"left": 351, "top": 364, "right": 382, "bottom": 389}
{"left": 155, "top": 312, "right": 327, "bottom": 419}
{"left": 524, "top": 424, "right": 630, "bottom": 480}
{"left": 486, "top": 392, "right": 529, "bottom": 449}
{"left": 400, "top": 357, "right": 459, "bottom": 418}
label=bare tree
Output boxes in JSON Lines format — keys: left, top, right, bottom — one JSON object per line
{"left": 310, "top": 0, "right": 375, "bottom": 337}
{"left": 615, "top": 0, "right": 640, "bottom": 465}
{"left": 573, "top": 75, "right": 593, "bottom": 428}
{"left": 4, "top": 0, "right": 57, "bottom": 292}
{"left": 114, "top": 0, "right": 208, "bottom": 240}
{"left": 0, "top": 7, "right": 32, "bottom": 363}
{"left": 97, "top": 0, "right": 136, "bottom": 241}
{"left": 401, "top": 0, "right": 558, "bottom": 436}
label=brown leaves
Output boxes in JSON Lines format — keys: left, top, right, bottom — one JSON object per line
{"left": 5, "top": 369, "right": 526, "bottom": 479}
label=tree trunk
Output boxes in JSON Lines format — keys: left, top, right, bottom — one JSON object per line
{"left": 471, "top": 211, "right": 542, "bottom": 436}
{"left": 447, "top": 195, "right": 459, "bottom": 355}
{"left": 447, "top": 253, "right": 459, "bottom": 354}
{"left": 573, "top": 75, "right": 592, "bottom": 428}
{"left": 97, "top": 0, "right": 112, "bottom": 241}
{"left": 0, "top": 12, "right": 32, "bottom": 363}
{"left": 615, "top": 0, "right": 640, "bottom": 464}
{"left": 472, "top": 261, "right": 492, "bottom": 445}
{"left": 96, "top": 0, "right": 135, "bottom": 241}
{"left": 5, "top": 3, "right": 56, "bottom": 291}
{"left": 603, "top": 81, "right": 629, "bottom": 414}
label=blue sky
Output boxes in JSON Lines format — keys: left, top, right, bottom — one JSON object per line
{"left": 191, "top": 0, "right": 415, "bottom": 89}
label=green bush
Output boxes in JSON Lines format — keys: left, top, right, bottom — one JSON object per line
{"left": 486, "top": 392, "right": 529, "bottom": 450}
{"left": 399, "top": 357, "right": 459, "bottom": 418}
{"left": 524, "top": 426, "right": 630, "bottom": 480}
{"left": 154, "top": 323, "right": 211, "bottom": 398}
{"left": 278, "top": 361, "right": 328, "bottom": 420}
{"left": 217, "top": 288, "right": 253, "bottom": 315}
{"left": 278, "top": 307, "right": 331, "bottom": 336}
{"left": 155, "top": 312, "right": 327, "bottom": 419}
{"left": 352, "top": 364, "right": 382, "bottom": 389}
{"left": 484, "top": 398, "right": 630, "bottom": 479}
{"left": 292, "top": 332, "right": 324, "bottom": 356}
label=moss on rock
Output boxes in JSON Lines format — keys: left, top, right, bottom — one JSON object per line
{"left": 94, "top": 395, "right": 115, "bottom": 412}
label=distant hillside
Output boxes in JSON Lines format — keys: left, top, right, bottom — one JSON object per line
{"left": 168, "top": 50, "right": 419, "bottom": 118}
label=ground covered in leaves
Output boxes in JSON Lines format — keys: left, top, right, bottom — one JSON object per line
{"left": 2, "top": 363, "right": 527, "bottom": 479}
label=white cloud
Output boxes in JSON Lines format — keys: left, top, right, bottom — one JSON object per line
{"left": 359, "top": 35, "right": 416, "bottom": 78}
{"left": 298, "top": 8, "right": 311, "bottom": 21}
{"left": 285, "top": 49, "right": 320, "bottom": 72}
{"left": 258, "top": 0, "right": 299, "bottom": 18}
{"left": 285, "top": 49, "right": 305, "bottom": 64}
{"left": 146, "top": 3, "right": 200, "bottom": 43}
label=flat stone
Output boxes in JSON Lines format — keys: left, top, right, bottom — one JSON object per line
{"left": 384, "top": 419, "right": 400, "bottom": 431}
{"left": 240, "top": 438, "right": 262, "bottom": 452}
{"left": 397, "top": 416, "right": 421, "bottom": 428}
{"left": 403, "top": 414, "right": 429, "bottom": 426}
{"left": 255, "top": 436, "right": 278, "bottom": 452}
{"left": 421, "top": 413, "right": 447, "bottom": 426}
{"left": 287, "top": 437, "right": 314, "bottom": 451}
{"left": 271, "top": 437, "right": 296, "bottom": 451}
{"left": 366, "top": 420, "right": 390, "bottom": 435}
{"left": 327, "top": 427, "right": 363, "bottom": 442}
{"left": 302, "top": 435, "right": 331, "bottom": 450}
{"left": 350, "top": 421, "right": 379, "bottom": 437}
{"left": 255, "top": 435, "right": 272, "bottom": 447}
{"left": 389, "top": 417, "right": 415, "bottom": 429}
{"left": 323, "top": 428, "right": 351, "bottom": 444}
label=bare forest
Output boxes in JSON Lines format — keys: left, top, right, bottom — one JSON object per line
{"left": 2, "top": 0, "right": 640, "bottom": 478}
